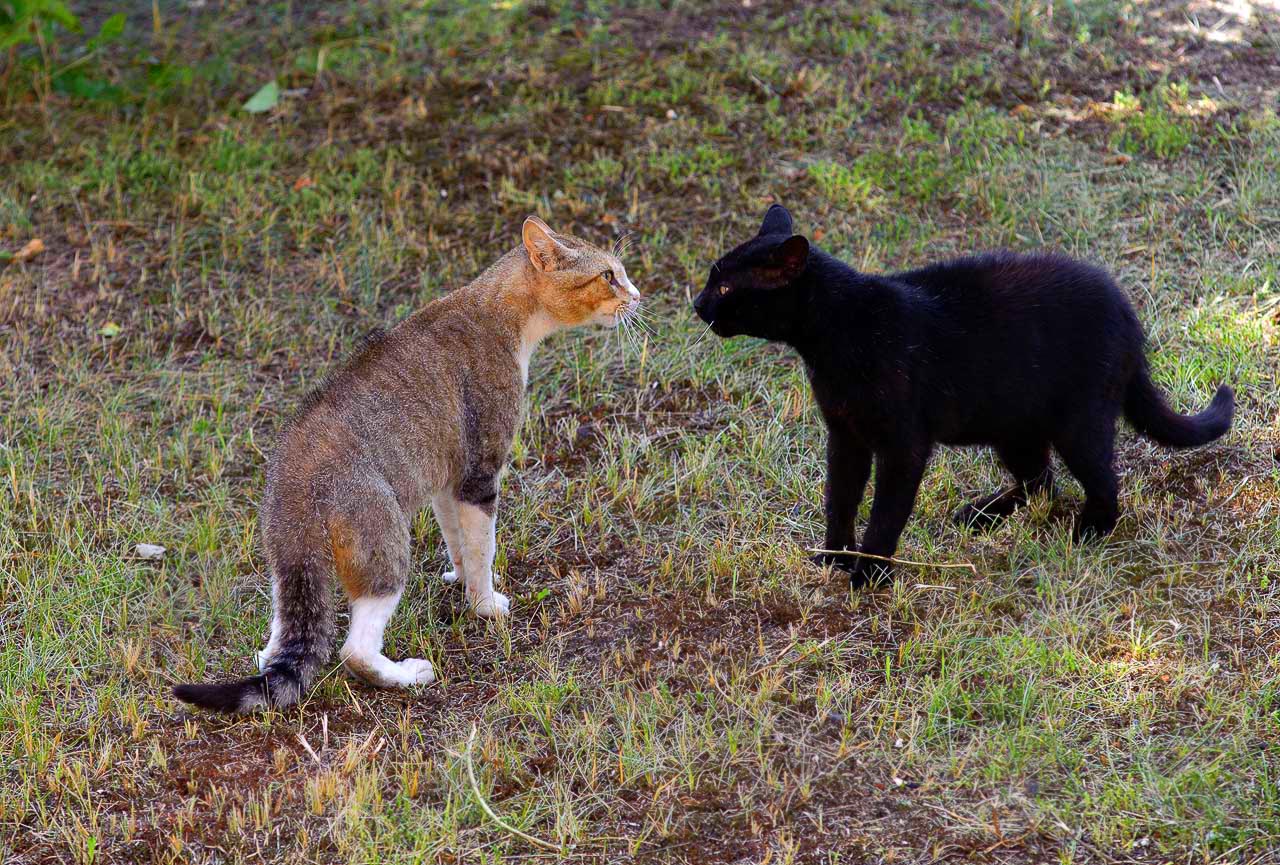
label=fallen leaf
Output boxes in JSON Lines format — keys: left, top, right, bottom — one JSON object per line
{"left": 13, "top": 238, "right": 45, "bottom": 262}
{"left": 242, "top": 80, "right": 280, "bottom": 114}
{"left": 293, "top": 175, "right": 316, "bottom": 191}
{"left": 99, "top": 322, "right": 122, "bottom": 338}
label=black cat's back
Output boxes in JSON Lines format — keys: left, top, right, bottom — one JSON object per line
{"left": 884, "top": 251, "right": 1144, "bottom": 444}
{"left": 890, "top": 250, "right": 1138, "bottom": 345}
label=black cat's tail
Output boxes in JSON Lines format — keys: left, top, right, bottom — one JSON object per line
{"left": 1124, "top": 365, "right": 1234, "bottom": 448}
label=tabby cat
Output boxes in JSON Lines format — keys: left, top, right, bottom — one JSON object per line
{"left": 175, "top": 217, "right": 640, "bottom": 711}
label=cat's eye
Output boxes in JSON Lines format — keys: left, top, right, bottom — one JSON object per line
{"left": 601, "top": 270, "right": 614, "bottom": 283}
{"left": 718, "top": 284, "right": 730, "bottom": 296}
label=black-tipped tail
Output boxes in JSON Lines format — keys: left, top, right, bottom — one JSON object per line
{"left": 173, "top": 676, "right": 270, "bottom": 713}
{"left": 173, "top": 556, "right": 333, "bottom": 713}
{"left": 1125, "top": 367, "right": 1234, "bottom": 449}
{"left": 173, "top": 658, "right": 312, "bottom": 712}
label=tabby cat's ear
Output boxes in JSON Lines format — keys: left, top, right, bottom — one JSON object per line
{"left": 523, "top": 216, "right": 574, "bottom": 272}
{"left": 759, "top": 204, "right": 793, "bottom": 237}
{"left": 773, "top": 235, "right": 810, "bottom": 281}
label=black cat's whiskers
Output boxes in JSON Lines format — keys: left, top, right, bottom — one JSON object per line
{"left": 690, "top": 320, "right": 714, "bottom": 349}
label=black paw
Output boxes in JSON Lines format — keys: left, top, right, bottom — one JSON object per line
{"left": 810, "top": 552, "right": 893, "bottom": 590}
{"left": 1071, "top": 512, "right": 1117, "bottom": 541}
{"left": 952, "top": 501, "right": 999, "bottom": 531}
{"left": 848, "top": 559, "right": 894, "bottom": 591}
{"left": 810, "top": 551, "right": 854, "bottom": 572}
{"left": 953, "top": 493, "right": 1019, "bottom": 532}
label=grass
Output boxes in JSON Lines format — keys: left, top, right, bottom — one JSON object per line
{"left": 2, "top": 0, "right": 1279, "bottom": 862}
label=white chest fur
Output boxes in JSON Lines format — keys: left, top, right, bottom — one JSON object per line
{"left": 517, "top": 308, "right": 561, "bottom": 385}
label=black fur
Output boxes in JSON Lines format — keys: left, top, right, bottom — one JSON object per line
{"left": 694, "top": 205, "right": 1234, "bottom": 588}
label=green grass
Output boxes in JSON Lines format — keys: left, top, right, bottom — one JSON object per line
{"left": 2, "top": 1, "right": 1279, "bottom": 862}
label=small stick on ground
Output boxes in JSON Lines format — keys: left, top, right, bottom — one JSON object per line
{"left": 296, "top": 733, "right": 322, "bottom": 765}
{"left": 463, "top": 724, "right": 562, "bottom": 853}
{"left": 808, "top": 548, "right": 979, "bottom": 575}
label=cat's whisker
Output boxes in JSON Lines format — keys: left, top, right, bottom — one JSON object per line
{"left": 690, "top": 320, "right": 713, "bottom": 348}
{"left": 626, "top": 307, "right": 656, "bottom": 338}
{"left": 629, "top": 302, "right": 655, "bottom": 321}
{"left": 627, "top": 321, "right": 646, "bottom": 356}
{"left": 627, "top": 303, "right": 658, "bottom": 330}
{"left": 617, "top": 312, "right": 641, "bottom": 355}
{"left": 627, "top": 312, "right": 651, "bottom": 347}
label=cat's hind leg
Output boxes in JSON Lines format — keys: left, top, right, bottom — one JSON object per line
{"left": 954, "top": 442, "right": 1053, "bottom": 530}
{"left": 1054, "top": 416, "right": 1120, "bottom": 540}
{"left": 334, "top": 487, "right": 435, "bottom": 688}
{"left": 343, "top": 591, "right": 435, "bottom": 687}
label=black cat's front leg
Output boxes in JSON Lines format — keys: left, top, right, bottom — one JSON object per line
{"left": 851, "top": 445, "right": 932, "bottom": 589}
{"left": 811, "top": 426, "right": 871, "bottom": 574}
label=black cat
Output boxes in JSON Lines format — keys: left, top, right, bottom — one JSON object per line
{"left": 694, "top": 205, "right": 1234, "bottom": 588}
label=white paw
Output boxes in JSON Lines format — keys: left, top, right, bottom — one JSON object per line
{"left": 392, "top": 657, "right": 436, "bottom": 686}
{"left": 441, "top": 569, "right": 459, "bottom": 584}
{"left": 256, "top": 649, "right": 271, "bottom": 672}
{"left": 470, "top": 590, "right": 511, "bottom": 619}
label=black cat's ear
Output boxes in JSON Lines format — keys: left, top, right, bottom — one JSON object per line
{"left": 759, "top": 204, "right": 793, "bottom": 237}
{"left": 775, "top": 234, "right": 809, "bottom": 280}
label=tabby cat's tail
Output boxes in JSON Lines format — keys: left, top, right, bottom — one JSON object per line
{"left": 1124, "top": 364, "right": 1234, "bottom": 449}
{"left": 173, "top": 557, "right": 334, "bottom": 713}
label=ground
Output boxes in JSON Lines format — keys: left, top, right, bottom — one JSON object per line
{"left": 2, "top": 1, "right": 1279, "bottom": 863}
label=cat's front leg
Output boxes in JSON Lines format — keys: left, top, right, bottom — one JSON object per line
{"left": 455, "top": 472, "right": 510, "bottom": 618}
{"left": 811, "top": 427, "right": 872, "bottom": 574}
{"left": 431, "top": 494, "right": 465, "bottom": 585}
{"left": 851, "top": 445, "right": 931, "bottom": 589}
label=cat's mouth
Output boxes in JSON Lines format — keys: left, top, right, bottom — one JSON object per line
{"left": 600, "top": 298, "right": 641, "bottom": 327}
{"left": 708, "top": 318, "right": 732, "bottom": 337}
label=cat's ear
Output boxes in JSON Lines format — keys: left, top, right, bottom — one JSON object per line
{"left": 774, "top": 235, "right": 810, "bottom": 281}
{"left": 523, "top": 216, "right": 573, "bottom": 272}
{"left": 759, "top": 204, "right": 793, "bottom": 237}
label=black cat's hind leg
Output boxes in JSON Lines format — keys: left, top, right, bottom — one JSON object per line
{"left": 953, "top": 442, "right": 1053, "bottom": 530}
{"left": 1054, "top": 415, "right": 1120, "bottom": 540}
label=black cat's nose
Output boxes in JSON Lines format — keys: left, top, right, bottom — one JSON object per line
{"left": 693, "top": 293, "right": 710, "bottom": 322}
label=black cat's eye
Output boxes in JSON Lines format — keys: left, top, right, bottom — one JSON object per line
{"left": 718, "top": 284, "right": 730, "bottom": 296}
